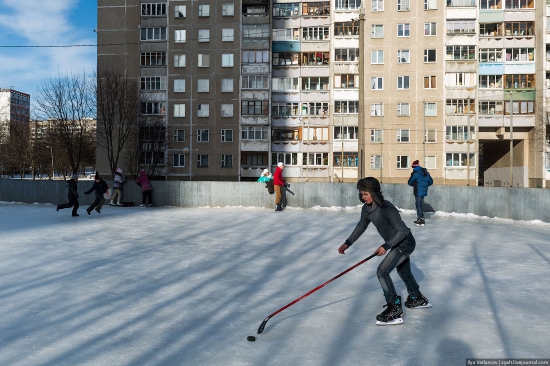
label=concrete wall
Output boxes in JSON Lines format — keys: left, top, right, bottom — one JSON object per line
{"left": 1, "top": 179, "right": 550, "bottom": 223}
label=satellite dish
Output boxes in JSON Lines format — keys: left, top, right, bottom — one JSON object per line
{"left": 182, "top": 147, "right": 190, "bottom": 155}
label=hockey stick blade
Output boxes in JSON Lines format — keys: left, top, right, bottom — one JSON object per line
{"left": 256, "top": 253, "right": 377, "bottom": 334}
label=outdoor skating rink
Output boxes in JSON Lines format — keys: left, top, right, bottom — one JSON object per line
{"left": 1, "top": 202, "right": 549, "bottom": 366}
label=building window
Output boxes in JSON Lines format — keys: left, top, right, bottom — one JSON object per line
{"left": 174, "top": 79, "right": 185, "bottom": 92}
{"left": 446, "top": 126, "right": 475, "bottom": 141}
{"left": 446, "top": 72, "right": 476, "bottom": 87}
{"left": 197, "top": 130, "right": 209, "bottom": 142}
{"left": 141, "top": 28, "right": 166, "bottom": 41}
{"left": 302, "top": 27, "right": 330, "bottom": 40}
{"left": 222, "top": 28, "right": 234, "bottom": 41}
{"left": 272, "top": 102, "right": 299, "bottom": 116}
{"left": 221, "top": 129, "right": 233, "bottom": 142}
{"left": 222, "top": 3, "right": 235, "bottom": 16}
{"left": 397, "top": 24, "right": 410, "bottom": 37}
{"left": 222, "top": 54, "right": 234, "bottom": 67}
{"left": 424, "top": 76, "right": 436, "bottom": 89}
{"left": 243, "top": 50, "right": 269, "bottom": 63}
{"left": 173, "top": 154, "right": 185, "bottom": 167}
{"left": 302, "top": 102, "right": 329, "bottom": 116}
{"left": 272, "top": 77, "right": 299, "bottom": 91}
{"left": 141, "top": 102, "right": 165, "bottom": 115}
{"left": 479, "top": 101, "right": 504, "bottom": 115}
{"left": 446, "top": 45, "right": 476, "bottom": 60}
{"left": 546, "top": 152, "right": 550, "bottom": 169}
{"left": 197, "top": 155, "right": 209, "bottom": 168}
{"left": 303, "top": 153, "right": 329, "bottom": 166}
{"left": 244, "top": 153, "right": 269, "bottom": 166}
{"left": 479, "top": 75, "right": 502, "bottom": 89}
{"left": 424, "top": 49, "right": 436, "bottom": 63}
{"left": 450, "top": 0, "right": 476, "bottom": 7}
{"left": 397, "top": 50, "right": 410, "bottom": 63}
{"left": 334, "top": 152, "right": 358, "bottom": 167}
{"left": 141, "top": 76, "right": 166, "bottom": 91}
{"left": 221, "top": 104, "right": 233, "bottom": 117}
{"left": 397, "top": 155, "right": 410, "bottom": 169}
{"left": 371, "top": 50, "right": 384, "bottom": 64}
{"left": 242, "top": 126, "right": 268, "bottom": 140}
{"left": 334, "top": 126, "right": 358, "bottom": 140}
{"left": 198, "top": 29, "right": 210, "bottom": 42}
{"left": 141, "top": 52, "right": 166, "bottom": 66}
{"left": 222, "top": 79, "right": 234, "bottom": 92}
{"left": 142, "top": 3, "right": 166, "bottom": 16}
{"left": 372, "top": 0, "right": 384, "bottom": 11}
{"left": 272, "top": 152, "right": 298, "bottom": 166}
{"left": 242, "top": 101, "right": 269, "bottom": 115}
{"left": 335, "top": 74, "right": 356, "bottom": 88}
{"left": 221, "top": 155, "right": 233, "bottom": 168}
{"left": 424, "top": 0, "right": 437, "bottom": 10}
{"left": 505, "top": 101, "right": 535, "bottom": 115}
{"left": 446, "top": 99, "right": 475, "bottom": 114}
{"left": 425, "top": 102, "right": 437, "bottom": 116}
{"left": 335, "top": 101, "right": 359, "bottom": 114}
{"left": 334, "top": 48, "right": 359, "bottom": 62}
{"left": 397, "top": 0, "right": 410, "bottom": 10}
{"left": 446, "top": 19, "right": 476, "bottom": 34}
{"left": 425, "top": 129, "right": 436, "bottom": 143}
{"left": 174, "top": 5, "right": 186, "bottom": 18}
{"left": 397, "top": 103, "right": 410, "bottom": 116}
{"left": 371, "top": 129, "right": 382, "bottom": 142}
{"left": 198, "top": 4, "right": 210, "bottom": 17}
{"left": 397, "top": 76, "right": 410, "bottom": 90}
{"left": 174, "top": 30, "right": 186, "bottom": 43}
{"left": 371, "top": 24, "right": 384, "bottom": 38}
{"left": 197, "top": 79, "right": 210, "bottom": 92}
{"left": 397, "top": 129, "right": 410, "bottom": 142}
{"left": 174, "top": 54, "right": 186, "bottom": 67}
{"left": 446, "top": 153, "right": 475, "bottom": 167}
{"left": 335, "top": 0, "right": 360, "bottom": 10}
{"left": 173, "top": 129, "right": 185, "bottom": 142}
{"left": 335, "top": 22, "right": 359, "bottom": 36}
{"left": 371, "top": 103, "right": 383, "bottom": 116}
{"left": 272, "top": 3, "right": 299, "bottom": 17}
{"left": 424, "top": 22, "right": 437, "bottom": 36}
{"left": 302, "top": 77, "right": 329, "bottom": 91}
{"left": 272, "top": 129, "right": 299, "bottom": 141}
{"left": 303, "top": 127, "right": 329, "bottom": 141}
{"left": 371, "top": 155, "right": 382, "bottom": 169}
{"left": 243, "top": 24, "right": 270, "bottom": 38}
{"left": 479, "top": 48, "right": 503, "bottom": 63}
{"left": 425, "top": 156, "right": 436, "bottom": 170}
{"left": 198, "top": 54, "right": 210, "bottom": 67}
{"left": 371, "top": 77, "right": 383, "bottom": 90}
{"left": 174, "top": 104, "right": 185, "bottom": 117}
{"left": 197, "top": 104, "right": 210, "bottom": 117}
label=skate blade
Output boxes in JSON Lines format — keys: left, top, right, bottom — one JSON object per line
{"left": 376, "top": 317, "right": 404, "bottom": 326}
{"left": 414, "top": 223, "right": 425, "bottom": 227}
{"left": 407, "top": 303, "right": 433, "bottom": 309}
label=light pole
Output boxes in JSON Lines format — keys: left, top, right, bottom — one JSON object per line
{"left": 46, "top": 146, "right": 53, "bottom": 179}
{"left": 509, "top": 91, "right": 514, "bottom": 187}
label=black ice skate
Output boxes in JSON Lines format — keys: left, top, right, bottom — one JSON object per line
{"left": 376, "top": 296, "right": 404, "bottom": 326}
{"left": 414, "top": 218, "right": 425, "bottom": 227}
{"left": 405, "top": 293, "right": 432, "bottom": 309}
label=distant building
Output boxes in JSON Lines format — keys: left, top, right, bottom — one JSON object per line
{"left": 0, "top": 88, "right": 30, "bottom": 143}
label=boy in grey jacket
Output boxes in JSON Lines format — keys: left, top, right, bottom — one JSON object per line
{"left": 338, "top": 177, "right": 431, "bottom": 325}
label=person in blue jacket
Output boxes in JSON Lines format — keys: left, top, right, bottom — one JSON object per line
{"left": 407, "top": 160, "right": 433, "bottom": 227}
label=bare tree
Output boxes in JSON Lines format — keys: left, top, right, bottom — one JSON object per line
{"left": 136, "top": 116, "right": 166, "bottom": 178}
{"left": 94, "top": 70, "right": 142, "bottom": 176}
{"left": 34, "top": 73, "right": 96, "bottom": 174}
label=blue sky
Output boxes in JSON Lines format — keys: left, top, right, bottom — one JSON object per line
{"left": 0, "top": 0, "right": 97, "bottom": 104}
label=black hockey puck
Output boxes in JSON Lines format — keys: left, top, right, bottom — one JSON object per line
{"left": 247, "top": 336, "right": 256, "bottom": 342}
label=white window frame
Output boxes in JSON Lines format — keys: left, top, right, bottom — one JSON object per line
{"left": 446, "top": 153, "right": 475, "bottom": 167}
{"left": 371, "top": 50, "right": 384, "bottom": 64}
{"left": 197, "top": 130, "right": 209, "bottom": 142}
{"left": 222, "top": 54, "right": 234, "bottom": 67}
{"left": 175, "top": 30, "right": 186, "bottom": 43}
{"left": 424, "top": 22, "right": 437, "bottom": 36}
{"left": 173, "top": 154, "right": 185, "bottom": 167}
{"left": 424, "top": 75, "right": 437, "bottom": 89}
{"left": 371, "top": 77, "right": 383, "bottom": 90}
{"left": 174, "top": 104, "right": 185, "bottom": 117}
{"left": 371, "top": 24, "right": 384, "bottom": 38}
{"left": 197, "top": 155, "right": 209, "bottom": 168}
{"left": 397, "top": 129, "right": 410, "bottom": 142}
{"left": 397, "top": 76, "right": 410, "bottom": 90}
{"left": 397, "top": 23, "right": 410, "bottom": 37}
{"left": 221, "top": 104, "right": 234, "bottom": 117}
{"left": 397, "top": 155, "right": 410, "bottom": 169}
{"left": 397, "top": 103, "right": 410, "bottom": 116}
{"left": 424, "top": 49, "right": 437, "bottom": 63}
{"left": 174, "top": 79, "right": 186, "bottom": 92}
{"left": 221, "top": 78, "right": 234, "bottom": 92}
{"left": 173, "top": 129, "right": 185, "bottom": 142}
{"left": 371, "top": 155, "right": 383, "bottom": 169}
{"left": 397, "top": 50, "right": 410, "bottom": 63}
{"left": 222, "top": 28, "right": 234, "bottom": 41}
{"left": 198, "top": 29, "right": 210, "bottom": 42}
{"left": 425, "top": 102, "right": 437, "bottom": 116}
{"left": 198, "top": 4, "right": 210, "bottom": 17}
{"left": 197, "top": 104, "right": 210, "bottom": 117}
{"left": 371, "top": 103, "right": 383, "bottom": 116}
{"left": 370, "top": 130, "right": 382, "bottom": 142}
{"left": 221, "top": 154, "right": 233, "bottom": 168}
{"left": 424, "top": 0, "right": 437, "bottom": 10}
{"left": 221, "top": 129, "right": 233, "bottom": 142}
{"left": 174, "top": 5, "right": 186, "bottom": 18}
{"left": 222, "top": 3, "right": 235, "bottom": 16}
{"left": 372, "top": 0, "right": 384, "bottom": 12}
{"left": 198, "top": 54, "right": 210, "bottom": 67}
{"left": 425, "top": 129, "right": 436, "bottom": 143}
{"left": 174, "top": 54, "right": 186, "bottom": 67}
{"left": 397, "top": 0, "right": 410, "bottom": 11}
{"left": 198, "top": 79, "right": 210, "bottom": 92}
{"left": 425, "top": 156, "right": 436, "bottom": 170}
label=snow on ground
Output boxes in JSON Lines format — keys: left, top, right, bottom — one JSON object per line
{"left": 0, "top": 202, "right": 549, "bottom": 366}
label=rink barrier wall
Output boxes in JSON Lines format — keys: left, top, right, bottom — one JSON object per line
{"left": 1, "top": 179, "right": 549, "bottom": 223}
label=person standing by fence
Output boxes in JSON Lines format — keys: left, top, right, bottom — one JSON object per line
{"left": 110, "top": 168, "right": 126, "bottom": 206}
{"left": 273, "top": 162, "right": 285, "bottom": 211}
{"left": 135, "top": 170, "right": 153, "bottom": 207}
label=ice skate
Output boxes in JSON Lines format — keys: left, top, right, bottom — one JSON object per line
{"left": 405, "top": 293, "right": 432, "bottom": 309}
{"left": 414, "top": 218, "right": 425, "bottom": 227}
{"left": 376, "top": 296, "right": 404, "bottom": 326}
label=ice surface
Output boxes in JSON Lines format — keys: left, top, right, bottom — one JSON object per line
{"left": 1, "top": 202, "right": 549, "bottom": 366}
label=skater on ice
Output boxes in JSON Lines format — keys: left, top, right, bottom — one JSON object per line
{"left": 338, "top": 177, "right": 431, "bottom": 325}
{"left": 56, "top": 173, "right": 80, "bottom": 216}
{"left": 407, "top": 160, "right": 433, "bottom": 227}
{"left": 84, "top": 173, "right": 109, "bottom": 214}
{"left": 110, "top": 168, "right": 126, "bottom": 206}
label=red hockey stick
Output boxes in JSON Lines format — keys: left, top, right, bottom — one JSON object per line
{"left": 257, "top": 253, "right": 377, "bottom": 334}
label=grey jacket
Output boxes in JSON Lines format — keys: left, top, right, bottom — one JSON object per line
{"left": 345, "top": 200, "right": 411, "bottom": 251}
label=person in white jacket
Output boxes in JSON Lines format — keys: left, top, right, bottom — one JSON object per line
{"left": 110, "top": 168, "right": 126, "bottom": 206}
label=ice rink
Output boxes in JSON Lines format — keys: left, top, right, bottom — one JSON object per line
{"left": 1, "top": 202, "right": 549, "bottom": 366}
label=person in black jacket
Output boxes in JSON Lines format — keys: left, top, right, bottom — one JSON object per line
{"left": 56, "top": 174, "right": 80, "bottom": 216}
{"left": 338, "top": 177, "right": 431, "bottom": 326}
{"left": 84, "top": 173, "right": 109, "bottom": 215}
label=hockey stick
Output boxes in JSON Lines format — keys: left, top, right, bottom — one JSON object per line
{"left": 257, "top": 253, "right": 377, "bottom": 334}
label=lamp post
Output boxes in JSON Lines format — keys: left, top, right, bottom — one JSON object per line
{"left": 509, "top": 91, "right": 514, "bottom": 187}
{"left": 46, "top": 146, "right": 53, "bottom": 179}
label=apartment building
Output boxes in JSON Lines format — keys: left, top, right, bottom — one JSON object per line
{"left": 0, "top": 88, "right": 30, "bottom": 142}
{"left": 97, "top": 1, "right": 548, "bottom": 187}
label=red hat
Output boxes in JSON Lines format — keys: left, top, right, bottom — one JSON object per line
{"left": 412, "top": 160, "right": 420, "bottom": 167}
